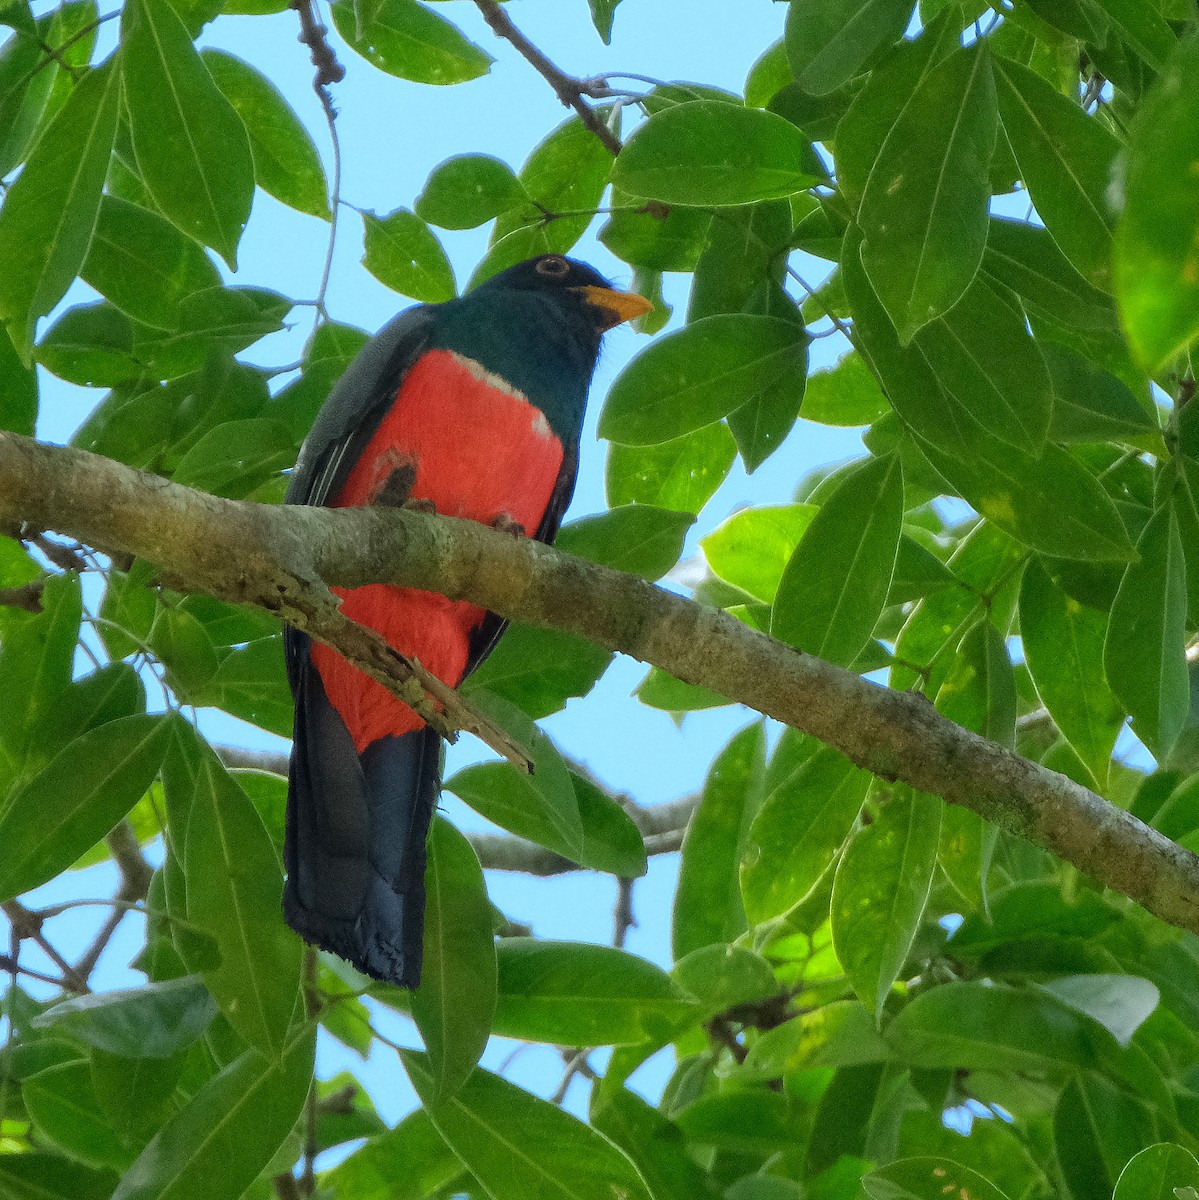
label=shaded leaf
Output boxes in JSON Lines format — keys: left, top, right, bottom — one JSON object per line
{"left": 1104, "top": 506, "right": 1188, "bottom": 758}
{"left": 832, "top": 787, "right": 941, "bottom": 1018}
{"left": 993, "top": 55, "right": 1119, "bottom": 288}
{"left": 33, "top": 976, "right": 216, "bottom": 1058}
{"left": 331, "top": 0, "right": 492, "bottom": 84}
{"left": 416, "top": 153, "right": 526, "bottom": 229}
{"left": 785, "top": 0, "right": 913, "bottom": 95}
{"left": 121, "top": 0, "right": 253, "bottom": 265}
{"left": 403, "top": 1051, "right": 653, "bottom": 1200}
{"left": 0, "top": 714, "right": 169, "bottom": 901}
{"left": 702, "top": 504, "right": 817, "bottom": 604}
{"left": 613, "top": 101, "right": 818, "bottom": 206}
{"left": 201, "top": 49, "right": 330, "bottom": 220}
{"left": 491, "top": 939, "right": 697, "bottom": 1046}
{"left": 600, "top": 314, "right": 808, "bottom": 445}
{"left": 771, "top": 453, "right": 903, "bottom": 667}
{"left": 362, "top": 208, "right": 456, "bottom": 301}
{"left": 1115, "top": 34, "right": 1199, "bottom": 368}
{"left": 862, "top": 1157, "right": 1009, "bottom": 1200}
{"left": 320, "top": 1108, "right": 462, "bottom": 1200}
{"left": 858, "top": 45, "right": 997, "bottom": 341}
{"left": 411, "top": 817, "right": 496, "bottom": 1101}
{"left": 1114, "top": 1143, "right": 1199, "bottom": 1200}
{"left": 163, "top": 721, "right": 303, "bottom": 1058}
{"left": 673, "top": 722, "right": 765, "bottom": 959}
{"left": 1020, "top": 557, "right": 1123, "bottom": 783}
{"left": 0, "top": 60, "right": 120, "bottom": 357}
{"left": 111, "top": 1028, "right": 315, "bottom": 1200}
{"left": 556, "top": 504, "right": 694, "bottom": 581}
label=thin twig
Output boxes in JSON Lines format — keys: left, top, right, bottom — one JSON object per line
{"left": 74, "top": 822, "right": 155, "bottom": 983}
{"left": 612, "top": 876, "right": 636, "bottom": 949}
{"left": 1, "top": 901, "right": 89, "bottom": 993}
{"left": 0, "top": 580, "right": 46, "bottom": 612}
{"left": 473, "top": 0, "right": 622, "bottom": 155}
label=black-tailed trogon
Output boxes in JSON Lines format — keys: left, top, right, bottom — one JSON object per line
{"left": 283, "top": 254, "right": 651, "bottom": 988}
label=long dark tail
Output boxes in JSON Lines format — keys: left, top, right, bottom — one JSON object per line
{"left": 283, "top": 654, "right": 440, "bottom": 989}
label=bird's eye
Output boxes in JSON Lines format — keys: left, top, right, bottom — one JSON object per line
{"left": 535, "top": 255, "right": 570, "bottom": 278}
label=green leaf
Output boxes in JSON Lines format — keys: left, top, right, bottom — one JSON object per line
{"left": 170, "top": 417, "right": 294, "bottom": 498}
{"left": 613, "top": 101, "right": 818, "bottom": 206}
{"left": 599, "top": 194, "right": 711, "bottom": 273}
{"left": 411, "top": 817, "right": 496, "bottom": 1101}
{"left": 111, "top": 1028, "right": 315, "bottom": 1200}
{"left": 802, "top": 351, "right": 889, "bottom": 427}
{"left": 402, "top": 1051, "right": 653, "bottom": 1200}
{"left": 742, "top": 743, "right": 871, "bottom": 924}
{"left": 1104, "top": 506, "right": 1188, "bottom": 758}
{"left": 832, "top": 788, "right": 941, "bottom": 1018}
{"left": 728, "top": 360, "right": 808, "bottom": 471}
{"left": 491, "top": 939, "right": 697, "bottom": 1045}
{"left": 207, "top": 635, "right": 293, "bottom": 737}
{"left": 600, "top": 314, "right": 808, "bottom": 446}
{"left": 992, "top": 55, "right": 1119, "bottom": 289}
{"left": 0, "top": 572, "right": 81, "bottom": 761}
{"left": 200, "top": 49, "right": 330, "bottom": 220}
{"left": 24, "top": 1059, "right": 132, "bottom": 1170}
{"left": 320, "top": 1109, "right": 462, "bottom": 1200}
{"left": 771, "top": 453, "right": 903, "bottom": 667}
{"left": 569, "top": 773, "right": 646, "bottom": 879}
{"left": 162, "top": 721, "right": 303, "bottom": 1058}
{"left": 636, "top": 667, "right": 732, "bottom": 716}
{"left": 862, "top": 1157, "right": 1009, "bottom": 1200}
{"left": 0, "top": 314, "right": 38, "bottom": 433}
{"left": 591, "top": 1088, "right": 709, "bottom": 1200}
{"left": 606, "top": 423, "right": 736, "bottom": 515}
{"left": 474, "top": 116, "right": 613, "bottom": 282}
{"left": 784, "top": 0, "right": 913, "bottom": 95}
{"left": 1043, "top": 342, "right": 1158, "bottom": 443}
{"left": 1114, "top": 1143, "right": 1199, "bottom": 1200}
{"left": 887, "top": 980, "right": 1095, "bottom": 1072}
{"left": 415, "top": 154, "right": 526, "bottom": 229}
{"left": 36, "top": 300, "right": 140, "bottom": 386}
{"left": 858, "top": 45, "right": 997, "bottom": 341}
{"left": 463, "top": 625, "right": 611, "bottom": 720}
{"left": 0, "top": 1153, "right": 117, "bottom": 1200}
{"left": 1039, "top": 974, "right": 1159, "bottom": 1047}
{"left": 121, "top": 0, "right": 253, "bottom": 266}
{"left": 688, "top": 203, "right": 793, "bottom": 321}
{"left": 555, "top": 504, "right": 695, "bottom": 581}
{"left": 672, "top": 943, "right": 780, "bottom": 1019}
{"left": 835, "top": 8, "right": 961, "bottom": 210}
{"left": 1115, "top": 35, "right": 1199, "bottom": 368}
{"left": 1174, "top": 455, "right": 1199, "bottom": 629}
{"left": 331, "top": 0, "right": 492, "bottom": 84}
{"left": 1055, "top": 1073, "right": 1157, "bottom": 1200}
{"left": 362, "top": 208, "right": 456, "bottom": 301}
{"left": 844, "top": 228, "right": 1136, "bottom": 562}
{"left": 444, "top": 692, "right": 583, "bottom": 862}
{"left": 131, "top": 285, "right": 291, "bottom": 379}
{"left": 32, "top": 976, "right": 217, "bottom": 1058}
{"left": 0, "top": 714, "right": 169, "bottom": 901}
{"left": 744, "top": 1000, "right": 890, "bottom": 1076}
{"left": 1088, "top": 0, "right": 1175, "bottom": 71}
{"left": 587, "top": 0, "right": 620, "bottom": 43}
{"left": 912, "top": 276, "right": 1053, "bottom": 454}
{"left": 0, "top": 60, "right": 120, "bottom": 358}
{"left": 934, "top": 620, "right": 1016, "bottom": 747}
{"left": 702, "top": 504, "right": 817, "bottom": 604}
{"left": 1020, "top": 557, "right": 1123, "bottom": 784}
{"left": 673, "top": 722, "right": 765, "bottom": 959}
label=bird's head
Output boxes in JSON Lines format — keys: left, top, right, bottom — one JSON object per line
{"left": 477, "top": 254, "right": 653, "bottom": 331}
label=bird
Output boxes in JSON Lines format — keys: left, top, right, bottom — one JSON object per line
{"left": 282, "top": 253, "right": 651, "bottom": 988}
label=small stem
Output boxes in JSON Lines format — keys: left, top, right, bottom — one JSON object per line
{"left": 473, "top": 0, "right": 621, "bottom": 156}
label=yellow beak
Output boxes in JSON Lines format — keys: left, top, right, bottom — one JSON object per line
{"left": 577, "top": 285, "right": 655, "bottom": 330}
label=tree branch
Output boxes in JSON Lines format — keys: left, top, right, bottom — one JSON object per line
{"left": 3, "top": 432, "right": 1198, "bottom": 938}
{"left": 472, "top": 0, "right": 622, "bottom": 156}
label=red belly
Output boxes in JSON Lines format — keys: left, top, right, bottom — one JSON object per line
{"left": 311, "top": 349, "right": 565, "bottom": 750}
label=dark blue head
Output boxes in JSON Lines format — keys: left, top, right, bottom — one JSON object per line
{"left": 427, "top": 255, "right": 651, "bottom": 444}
